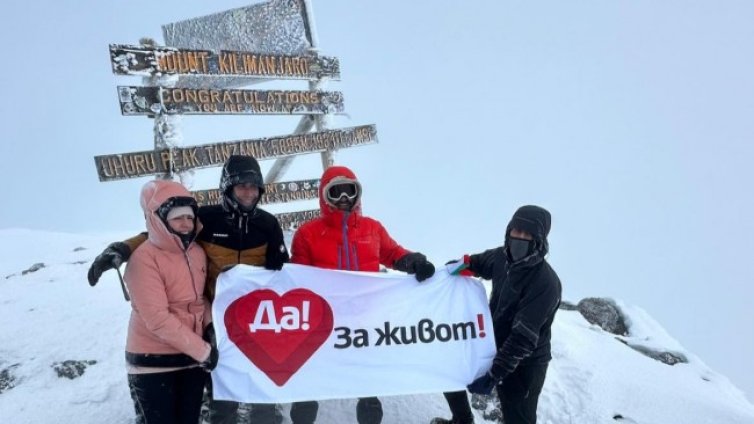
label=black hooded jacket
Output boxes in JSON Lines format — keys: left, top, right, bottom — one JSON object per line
{"left": 196, "top": 205, "right": 289, "bottom": 301}
{"left": 470, "top": 249, "right": 561, "bottom": 377}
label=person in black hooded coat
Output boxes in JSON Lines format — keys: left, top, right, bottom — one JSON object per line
{"left": 432, "top": 205, "right": 562, "bottom": 424}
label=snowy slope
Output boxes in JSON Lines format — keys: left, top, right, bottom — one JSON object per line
{"left": 1, "top": 229, "right": 752, "bottom": 424}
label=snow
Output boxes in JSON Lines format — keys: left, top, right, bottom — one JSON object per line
{"left": 1, "top": 228, "right": 753, "bottom": 424}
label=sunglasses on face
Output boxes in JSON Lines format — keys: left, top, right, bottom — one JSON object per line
{"left": 326, "top": 183, "right": 358, "bottom": 202}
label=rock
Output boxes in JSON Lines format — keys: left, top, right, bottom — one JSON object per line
{"left": 52, "top": 360, "right": 97, "bottom": 380}
{"left": 0, "top": 364, "right": 20, "bottom": 394}
{"left": 22, "top": 263, "right": 45, "bottom": 275}
{"left": 73, "top": 247, "right": 86, "bottom": 252}
{"left": 471, "top": 392, "right": 503, "bottom": 423}
{"left": 577, "top": 298, "right": 628, "bottom": 336}
{"left": 625, "top": 343, "right": 688, "bottom": 366}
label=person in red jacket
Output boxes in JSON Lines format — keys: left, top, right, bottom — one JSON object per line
{"left": 290, "top": 165, "right": 436, "bottom": 424}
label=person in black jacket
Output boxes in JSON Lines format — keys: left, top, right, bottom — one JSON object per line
{"left": 88, "top": 155, "right": 316, "bottom": 424}
{"left": 432, "top": 205, "right": 562, "bottom": 424}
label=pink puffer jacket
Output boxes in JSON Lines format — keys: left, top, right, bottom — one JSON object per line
{"left": 124, "top": 180, "right": 210, "bottom": 367}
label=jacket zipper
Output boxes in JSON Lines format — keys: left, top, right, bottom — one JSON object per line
{"left": 341, "top": 211, "right": 351, "bottom": 270}
{"left": 184, "top": 248, "right": 200, "bottom": 333}
{"left": 237, "top": 213, "right": 244, "bottom": 265}
{"left": 352, "top": 244, "right": 359, "bottom": 271}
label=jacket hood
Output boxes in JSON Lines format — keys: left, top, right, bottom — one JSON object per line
{"left": 220, "top": 155, "right": 265, "bottom": 214}
{"left": 319, "top": 166, "right": 363, "bottom": 226}
{"left": 140, "top": 180, "right": 202, "bottom": 253}
{"left": 507, "top": 205, "right": 551, "bottom": 241}
{"left": 504, "top": 205, "right": 551, "bottom": 267}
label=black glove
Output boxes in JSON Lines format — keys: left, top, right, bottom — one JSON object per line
{"left": 200, "top": 325, "right": 219, "bottom": 371}
{"left": 467, "top": 371, "right": 500, "bottom": 395}
{"left": 200, "top": 344, "right": 219, "bottom": 372}
{"left": 414, "top": 259, "right": 436, "bottom": 282}
{"left": 87, "top": 242, "right": 131, "bottom": 286}
{"left": 394, "top": 252, "right": 436, "bottom": 282}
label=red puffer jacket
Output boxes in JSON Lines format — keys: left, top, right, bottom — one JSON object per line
{"left": 291, "top": 166, "right": 409, "bottom": 271}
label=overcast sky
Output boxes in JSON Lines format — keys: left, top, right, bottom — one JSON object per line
{"left": 1, "top": 0, "right": 752, "bottom": 401}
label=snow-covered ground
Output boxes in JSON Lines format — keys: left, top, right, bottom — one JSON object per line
{"left": 1, "top": 228, "right": 752, "bottom": 424}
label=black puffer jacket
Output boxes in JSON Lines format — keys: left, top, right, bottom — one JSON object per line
{"left": 197, "top": 205, "right": 289, "bottom": 301}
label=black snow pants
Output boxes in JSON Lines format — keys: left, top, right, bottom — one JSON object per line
{"left": 294, "top": 397, "right": 382, "bottom": 424}
{"left": 207, "top": 375, "right": 317, "bottom": 424}
{"left": 444, "top": 362, "right": 549, "bottom": 424}
{"left": 128, "top": 367, "right": 206, "bottom": 424}
{"left": 209, "top": 399, "right": 284, "bottom": 424}
{"left": 442, "top": 390, "right": 475, "bottom": 424}
{"left": 497, "top": 362, "right": 549, "bottom": 424}
{"left": 357, "top": 397, "right": 383, "bottom": 424}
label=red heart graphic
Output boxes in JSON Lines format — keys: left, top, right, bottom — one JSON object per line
{"left": 224, "top": 288, "right": 334, "bottom": 386}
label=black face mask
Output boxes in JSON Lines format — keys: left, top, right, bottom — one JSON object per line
{"left": 507, "top": 237, "right": 533, "bottom": 262}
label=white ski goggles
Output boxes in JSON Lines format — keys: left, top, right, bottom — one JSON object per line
{"left": 323, "top": 178, "right": 361, "bottom": 204}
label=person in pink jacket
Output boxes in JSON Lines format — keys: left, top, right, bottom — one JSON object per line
{"left": 124, "top": 179, "right": 217, "bottom": 424}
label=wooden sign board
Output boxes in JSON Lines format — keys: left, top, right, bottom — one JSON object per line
{"left": 94, "top": 124, "right": 377, "bottom": 181}
{"left": 110, "top": 44, "right": 340, "bottom": 80}
{"left": 117, "top": 86, "right": 344, "bottom": 115}
{"left": 193, "top": 178, "right": 320, "bottom": 207}
{"left": 161, "top": 0, "right": 314, "bottom": 90}
{"left": 162, "top": 0, "right": 313, "bottom": 55}
{"left": 274, "top": 209, "right": 321, "bottom": 231}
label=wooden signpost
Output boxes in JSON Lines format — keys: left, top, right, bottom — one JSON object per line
{"left": 98, "top": 0, "right": 375, "bottom": 232}
{"left": 160, "top": 0, "right": 315, "bottom": 90}
{"left": 117, "top": 86, "right": 344, "bottom": 116}
{"left": 274, "top": 209, "right": 321, "bottom": 231}
{"left": 192, "top": 178, "right": 320, "bottom": 207}
{"left": 161, "top": 0, "right": 313, "bottom": 54}
{"left": 94, "top": 125, "right": 376, "bottom": 181}
{"left": 110, "top": 44, "right": 340, "bottom": 80}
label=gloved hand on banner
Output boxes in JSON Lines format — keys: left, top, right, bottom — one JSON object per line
{"left": 200, "top": 344, "right": 219, "bottom": 372}
{"left": 445, "top": 255, "right": 474, "bottom": 277}
{"left": 467, "top": 371, "right": 501, "bottom": 395}
{"left": 395, "top": 252, "right": 436, "bottom": 282}
{"left": 200, "top": 325, "right": 219, "bottom": 372}
{"left": 88, "top": 242, "right": 131, "bottom": 286}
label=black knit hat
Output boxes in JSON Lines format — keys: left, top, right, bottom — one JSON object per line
{"left": 507, "top": 205, "right": 551, "bottom": 241}
{"left": 219, "top": 155, "right": 264, "bottom": 195}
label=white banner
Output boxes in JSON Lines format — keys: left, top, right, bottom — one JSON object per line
{"left": 211, "top": 263, "right": 495, "bottom": 403}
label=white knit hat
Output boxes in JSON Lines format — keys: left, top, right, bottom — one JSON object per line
{"left": 166, "top": 206, "right": 195, "bottom": 220}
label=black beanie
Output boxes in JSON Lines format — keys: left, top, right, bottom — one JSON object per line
{"left": 219, "top": 155, "right": 264, "bottom": 195}
{"left": 507, "top": 205, "right": 551, "bottom": 241}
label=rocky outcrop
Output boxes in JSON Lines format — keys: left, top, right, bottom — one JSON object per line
{"left": 52, "top": 360, "right": 97, "bottom": 380}
{"left": 0, "top": 364, "right": 19, "bottom": 394}
{"left": 577, "top": 297, "right": 628, "bottom": 336}
{"left": 22, "top": 263, "right": 45, "bottom": 275}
